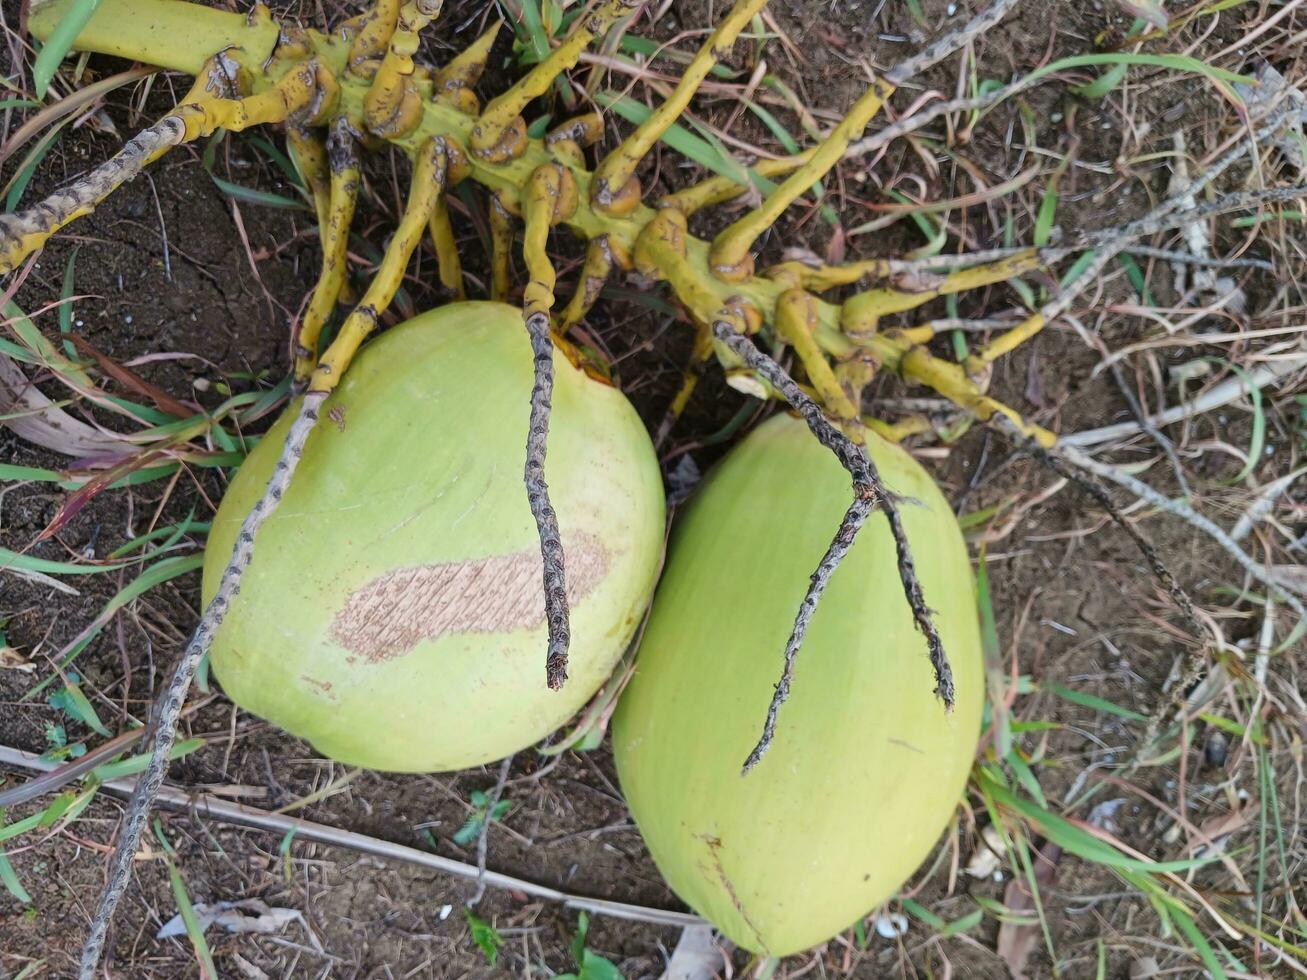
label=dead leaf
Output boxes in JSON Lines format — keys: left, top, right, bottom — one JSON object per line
{"left": 1191, "top": 797, "right": 1256, "bottom": 859}
{"left": 660, "top": 924, "right": 730, "bottom": 980}
{"left": 965, "top": 823, "right": 1007, "bottom": 879}
{"left": 1129, "top": 956, "right": 1161, "bottom": 978}
{"left": 157, "top": 899, "right": 302, "bottom": 940}
{"left": 67, "top": 334, "right": 194, "bottom": 418}
{"left": 0, "top": 352, "right": 128, "bottom": 460}
{"left": 995, "top": 840, "right": 1062, "bottom": 980}
{"left": 229, "top": 953, "right": 270, "bottom": 980}
{"left": 0, "top": 646, "right": 35, "bottom": 673}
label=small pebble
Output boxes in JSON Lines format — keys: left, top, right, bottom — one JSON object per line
{"left": 1203, "top": 730, "right": 1228, "bottom": 768}
{"left": 438, "top": 905, "right": 452, "bottom": 920}
{"left": 1130, "top": 956, "right": 1161, "bottom": 979}
{"left": 874, "top": 913, "right": 909, "bottom": 939}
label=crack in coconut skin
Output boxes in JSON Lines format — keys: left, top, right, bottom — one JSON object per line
{"left": 332, "top": 534, "right": 609, "bottom": 663}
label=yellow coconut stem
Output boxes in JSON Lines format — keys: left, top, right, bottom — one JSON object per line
{"left": 427, "top": 198, "right": 465, "bottom": 299}
{"left": 592, "top": 0, "right": 768, "bottom": 212}
{"left": 489, "top": 194, "right": 515, "bottom": 303}
{"left": 364, "top": 0, "right": 442, "bottom": 137}
{"left": 433, "top": 21, "right": 500, "bottom": 111}
{"left": 969, "top": 308, "right": 1050, "bottom": 367}
{"left": 346, "top": 0, "right": 400, "bottom": 79}
{"left": 774, "top": 288, "right": 858, "bottom": 419}
{"left": 654, "top": 320, "right": 715, "bottom": 445}
{"left": 295, "top": 123, "right": 361, "bottom": 384}
{"left": 470, "top": 0, "right": 634, "bottom": 162}
{"left": 287, "top": 127, "right": 332, "bottom": 231}
{"left": 709, "top": 76, "right": 895, "bottom": 280}
{"left": 558, "top": 235, "right": 617, "bottom": 333}
{"left": 660, "top": 155, "right": 806, "bottom": 216}
{"left": 309, "top": 137, "right": 447, "bottom": 392}
{"left": 899, "top": 347, "right": 1056, "bottom": 447}
{"left": 840, "top": 250, "right": 1043, "bottom": 334}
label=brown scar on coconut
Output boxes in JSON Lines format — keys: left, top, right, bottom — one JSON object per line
{"left": 331, "top": 534, "right": 611, "bottom": 663}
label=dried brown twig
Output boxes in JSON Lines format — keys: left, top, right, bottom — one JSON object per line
{"left": 523, "top": 311, "right": 571, "bottom": 691}
{"left": 712, "top": 321, "right": 953, "bottom": 774}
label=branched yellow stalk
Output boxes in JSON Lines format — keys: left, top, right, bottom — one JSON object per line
{"left": 592, "top": 0, "right": 769, "bottom": 213}
{"left": 309, "top": 135, "right": 449, "bottom": 391}
{"left": 294, "top": 120, "right": 361, "bottom": 385}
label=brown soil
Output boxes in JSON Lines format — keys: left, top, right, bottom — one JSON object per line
{"left": 1, "top": 0, "right": 1302, "bottom": 978}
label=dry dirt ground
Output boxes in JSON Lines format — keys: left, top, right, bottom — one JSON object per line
{"left": 1, "top": 0, "right": 1305, "bottom": 977}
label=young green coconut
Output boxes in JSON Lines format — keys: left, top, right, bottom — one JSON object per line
{"left": 613, "top": 412, "right": 984, "bottom": 956}
{"left": 203, "top": 302, "right": 665, "bottom": 772}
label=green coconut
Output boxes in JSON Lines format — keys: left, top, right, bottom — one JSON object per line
{"left": 612, "top": 413, "right": 984, "bottom": 956}
{"left": 203, "top": 301, "right": 665, "bottom": 772}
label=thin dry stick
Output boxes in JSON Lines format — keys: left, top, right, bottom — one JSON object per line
{"left": 78, "top": 393, "right": 325, "bottom": 980}
{"left": 883, "top": 0, "right": 1021, "bottom": 86}
{"left": 523, "top": 311, "right": 571, "bottom": 690}
{"left": 876, "top": 186, "right": 1300, "bottom": 293}
{"left": 1063, "top": 355, "right": 1307, "bottom": 447}
{"left": 1008, "top": 432, "right": 1212, "bottom": 761}
{"left": 1056, "top": 440, "right": 1307, "bottom": 624}
{"left": 1122, "top": 244, "right": 1273, "bottom": 272}
{"left": 712, "top": 321, "right": 953, "bottom": 774}
{"left": 1101, "top": 347, "right": 1191, "bottom": 499}
{"left": 0, "top": 744, "right": 703, "bottom": 930}
{"left": 468, "top": 754, "right": 514, "bottom": 907}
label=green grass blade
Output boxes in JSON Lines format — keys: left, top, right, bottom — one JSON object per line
{"left": 4, "top": 120, "right": 68, "bottom": 212}
{"left": 156, "top": 825, "right": 218, "bottom": 978}
{"left": 92, "top": 738, "right": 203, "bottom": 782}
{"left": 0, "top": 845, "right": 32, "bottom": 903}
{"left": 52, "top": 676, "right": 110, "bottom": 736}
{"left": 979, "top": 769, "right": 1217, "bottom": 873}
{"left": 1170, "top": 905, "right": 1229, "bottom": 979}
{"left": 1025, "top": 53, "right": 1248, "bottom": 92}
{"left": 58, "top": 248, "right": 82, "bottom": 363}
{"left": 1044, "top": 683, "right": 1147, "bottom": 722}
{"left": 32, "top": 0, "right": 105, "bottom": 98}
{"left": 595, "top": 92, "right": 777, "bottom": 198}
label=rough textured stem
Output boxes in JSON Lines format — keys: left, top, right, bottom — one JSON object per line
{"left": 712, "top": 321, "right": 953, "bottom": 773}
{"left": 883, "top": 0, "right": 1021, "bottom": 85}
{"left": 78, "top": 393, "right": 325, "bottom": 979}
{"left": 1015, "top": 433, "right": 1217, "bottom": 767}
{"left": 294, "top": 119, "right": 360, "bottom": 384}
{"left": 524, "top": 311, "right": 570, "bottom": 690}
{"left": 0, "top": 117, "right": 183, "bottom": 273}
{"left": 1055, "top": 440, "right": 1307, "bottom": 624}
{"left": 741, "top": 491, "right": 874, "bottom": 773}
